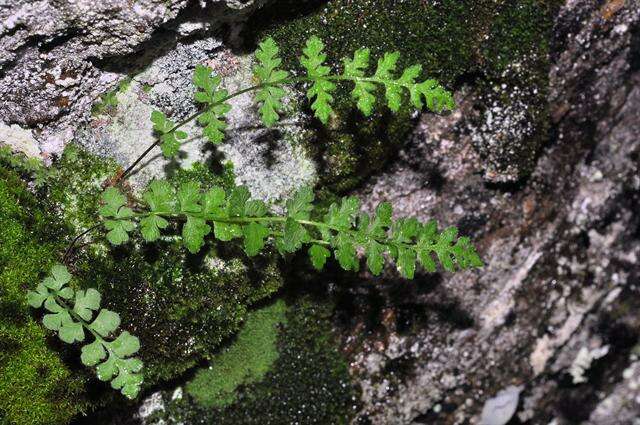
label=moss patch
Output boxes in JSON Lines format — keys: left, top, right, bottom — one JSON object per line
{"left": 0, "top": 165, "right": 87, "bottom": 425}
{"left": 186, "top": 299, "right": 287, "bottom": 408}
{"left": 0, "top": 144, "right": 285, "bottom": 421}
{"left": 152, "top": 296, "right": 357, "bottom": 424}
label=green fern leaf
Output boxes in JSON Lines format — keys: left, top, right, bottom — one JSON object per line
{"left": 242, "top": 222, "right": 271, "bottom": 256}
{"left": 202, "top": 186, "right": 226, "bottom": 217}
{"left": 182, "top": 216, "right": 211, "bottom": 253}
{"left": 365, "top": 240, "right": 385, "bottom": 275}
{"left": 192, "top": 65, "right": 232, "bottom": 144}
{"left": 308, "top": 244, "right": 330, "bottom": 270}
{"left": 144, "top": 180, "right": 176, "bottom": 213}
{"left": 286, "top": 186, "right": 314, "bottom": 220}
{"left": 227, "top": 186, "right": 251, "bottom": 217}
{"left": 81, "top": 340, "right": 107, "bottom": 366}
{"left": 300, "top": 36, "right": 336, "bottom": 123}
{"left": 343, "top": 48, "right": 376, "bottom": 116}
{"left": 254, "top": 38, "right": 290, "bottom": 126}
{"left": 178, "top": 182, "right": 202, "bottom": 214}
{"left": 73, "top": 289, "right": 101, "bottom": 321}
{"left": 333, "top": 233, "right": 358, "bottom": 271}
{"left": 100, "top": 187, "right": 135, "bottom": 244}
{"left": 151, "top": 110, "right": 187, "bottom": 158}
{"left": 90, "top": 309, "right": 121, "bottom": 337}
{"left": 28, "top": 265, "right": 144, "bottom": 399}
{"left": 282, "top": 218, "right": 308, "bottom": 253}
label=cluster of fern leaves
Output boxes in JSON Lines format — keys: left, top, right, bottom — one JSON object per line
{"left": 151, "top": 36, "right": 455, "bottom": 157}
{"left": 100, "top": 183, "right": 481, "bottom": 278}
{"left": 27, "top": 265, "right": 143, "bottom": 398}
{"left": 27, "top": 35, "right": 478, "bottom": 401}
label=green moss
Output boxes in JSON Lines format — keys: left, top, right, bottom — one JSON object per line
{"left": 470, "top": 0, "right": 557, "bottom": 181}
{"left": 0, "top": 143, "right": 286, "bottom": 422}
{"left": 0, "top": 165, "right": 87, "bottom": 425}
{"left": 186, "top": 299, "right": 287, "bottom": 408}
{"left": 154, "top": 296, "right": 357, "bottom": 424}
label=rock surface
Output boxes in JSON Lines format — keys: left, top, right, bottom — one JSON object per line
{"left": 344, "top": 0, "right": 640, "bottom": 423}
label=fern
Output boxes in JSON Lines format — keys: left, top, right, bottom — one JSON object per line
{"left": 146, "top": 35, "right": 454, "bottom": 158}
{"left": 27, "top": 264, "right": 143, "bottom": 399}
{"left": 28, "top": 36, "right": 473, "bottom": 400}
{"left": 98, "top": 184, "right": 482, "bottom": 277}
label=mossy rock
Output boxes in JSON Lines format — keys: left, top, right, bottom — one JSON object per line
{"left": 244, "top": 0, "right": 488, "bottom": 195}
{"left": 0, "top": 144, "right": 285, "bottom": 420}
{"left": 244, "top": 0, "right": 557, "bottom": 189}
{"left": 45, "top": 146, "right": 284, "bottom": 384}
{"left": 150, "top": 296, "right": 357, "bottom": 424}
{"left": 467, "top": 0, "right": 558, "bottom": 182}
{"left": 0, "top": 166, "right": 88, "bottom": 425}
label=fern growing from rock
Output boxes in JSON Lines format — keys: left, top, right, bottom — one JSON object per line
{"left": 26, "top": 36, "right": 477, "bottom": 400}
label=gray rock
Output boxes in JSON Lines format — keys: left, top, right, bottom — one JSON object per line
{"left": 0, "top": 0, "right": 315, "bottom": 203}
{"left": 346, "top": 0, "right": 640, "bottom": 423}
{"left": 0, "top": 0, "right": 272, "bottom": 158}
{"left": 479, "top": 386, "right": 523, "bottom": 425}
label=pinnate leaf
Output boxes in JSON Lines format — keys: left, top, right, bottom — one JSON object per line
{"left": 59, "top": 321, "right": 85, "bottom": 343}
{"left": 110, "top": 331, "right": 140, "bottom": 357}
{"left": 178, "top": 181, "right": 202, "bottom": 213}
{"left": 242, "top": 222, "right": 271, "bottom": 256}
{"left": 282, "top": 218, "right": 307, "bottom": 253}
{"left": 81, "top": 340, "right": 107, "bottom": 366}
{"left": 300, "top": 36, "right": 335, "bottom": 123}
{"left": 182, "top": 216, "right": 211, "bottom": 254}
{"left": 254, "top": 37, "right": 289, "bottom": 126}
{"left": 140, "top": 215, "right": 169, "bottom": 242}
{"left": 73, "top": 288, "right": 101, "bottom": 321}
{"left": 286, "top": 186, "right": 314, "bottom": 220}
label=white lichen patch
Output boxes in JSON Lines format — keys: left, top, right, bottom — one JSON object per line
{"left": 0, "top": 122, "right": 40, "bottom": 158}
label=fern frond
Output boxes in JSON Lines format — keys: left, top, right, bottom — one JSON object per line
{"left": 150, "top": 110, "right": 188, "bottom": 158}
{"left": 98, "top": 184, "right": 482, "bottom": 277}
{"left": 27, "top": 265, "right": 144, "bottom": 399}
{"left": 343, "top": 48, "right": 376, "bottom": 115}
{"left": 193, "top": 64, "right": 231, "bottom": 145}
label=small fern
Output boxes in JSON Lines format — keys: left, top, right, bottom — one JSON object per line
{"left": 148, "top": 35, "right": 454, "bottom": 158}
{"left": 98, "top": 184, "right": 482, "bottom": 278}
{"left": 27, "top": 264, "right": 143, "bottom": 399}
{"left": 26, "top": 36, "right": 475, "bottom": 401}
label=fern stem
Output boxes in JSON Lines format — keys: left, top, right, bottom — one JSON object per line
{"left": 119, "top": 211, "right": 426, "bottom": 252}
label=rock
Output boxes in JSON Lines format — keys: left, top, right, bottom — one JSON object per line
{"left": 0, "top": 0, "right": 274, "bottom": 160}
{"left": 75, "top": 35, "right": 316, "bottom": 199}
{"left": 340, "top": 0, "right": 640, "bottom": 423}
{"left": 479, "top": 385, "right": 523, "bottom": 425}
{"left": 0, "top": 122, "right": 40, "bottom": 158}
